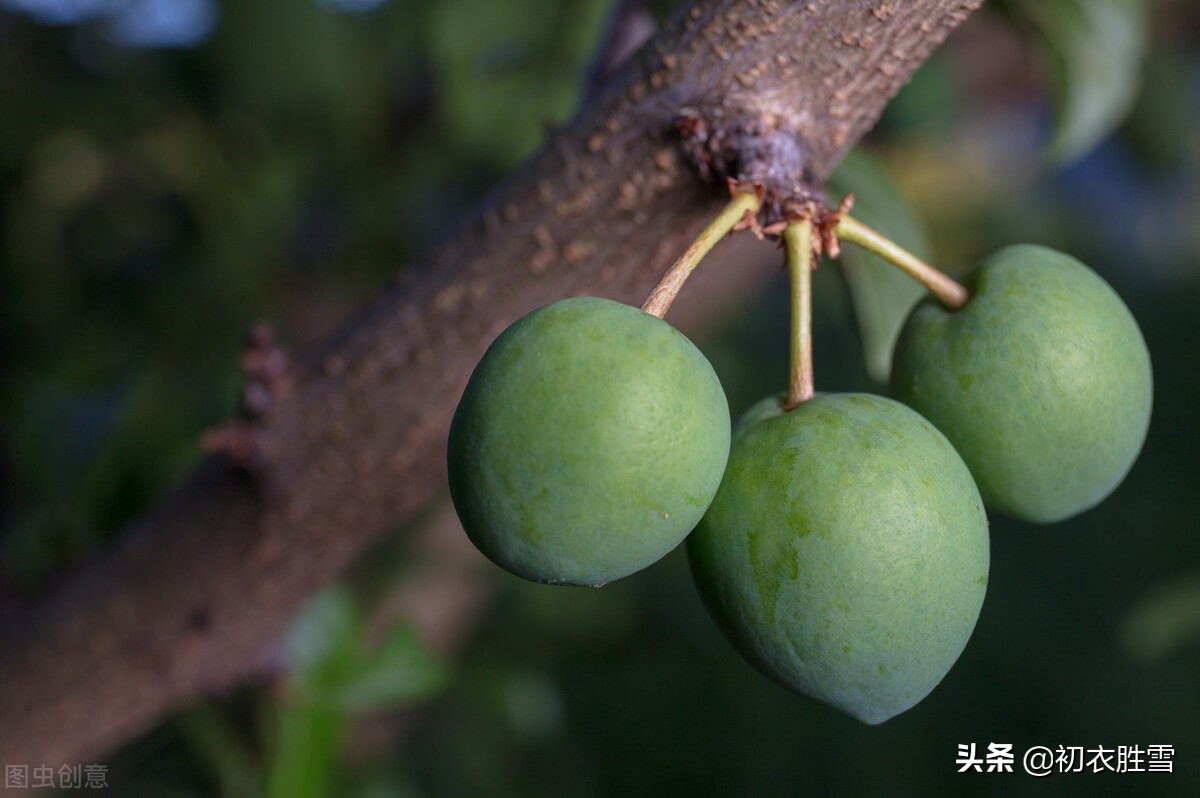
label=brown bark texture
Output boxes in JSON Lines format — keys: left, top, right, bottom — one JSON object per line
{"left": 0, "top": 0, "right": 985, "bottom": 769}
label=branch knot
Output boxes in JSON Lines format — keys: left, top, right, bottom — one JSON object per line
{"left": 674, "top": 109, "right": 818, "bottom": 227}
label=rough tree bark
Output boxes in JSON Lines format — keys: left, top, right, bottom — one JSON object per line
{"left": 0, "top": 0, "right": 985, "bottom": 769}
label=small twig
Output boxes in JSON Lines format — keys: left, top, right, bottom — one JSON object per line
{"left": 641, "top": 190, "right": 761, "bottom": 318}
{"left": 782, "top": 219, "right": 815, "bottom": 409}
{"left": 834, "top": 214, "right": 971, "bottom": 309}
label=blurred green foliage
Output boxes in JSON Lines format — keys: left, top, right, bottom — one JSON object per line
{"left": 265, "top": 588, "right": 448, "bottom": 798}
{"left": 1017, "top": 0, "right": 1148, "bottom": 164}
{"left": 2, "top": 0, "right": 1199, "bottom": 795}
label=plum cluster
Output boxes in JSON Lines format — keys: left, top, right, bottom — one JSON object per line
{"left": 446, "top": 245, "right": 1151, "bottom": 723}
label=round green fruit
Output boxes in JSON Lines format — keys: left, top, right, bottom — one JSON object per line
{"left": 688, "top": 393, "right": 990, "bottom": 725}
{"left": 890, "top": 244, "right": 1153, "bottom": 523}
{"left": 448, "top": 296, "right": 731, "bottom": 586}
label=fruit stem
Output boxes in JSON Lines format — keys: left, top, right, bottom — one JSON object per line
{"left": 782, "top": 220, "right": 815, "bottom": 410}
{"left": 641, "top": 191, "right": 760, "bottom": 318}
{"left": 835, "top": 214, "right": 971, "bottom": 310}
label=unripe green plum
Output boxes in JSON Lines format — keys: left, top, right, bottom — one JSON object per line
{"left": 448, "top": 297, "right": 731, "bottom": 586}
{"left": 688, "top": 393, "right": 989, "bottom": 724}
{"left": 890, "top": 245, "right": 1153, "bottom": 523}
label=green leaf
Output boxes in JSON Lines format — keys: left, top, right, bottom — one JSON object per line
{"left": 283, "top": 587, "right": 448, "bottom": 713}
{"left": 266, "top": 588, "right": 449, "bottom": 797}
{"left": 827, "top": 150, "right": 931, "bottom": 384}
{"left": 1016, "top": 0, "right": 1148, "bottom": 164}
{"left": 269, "top": 591, "right": 354, "bottom": 798}
{"left": 323, "top": 624, "right": 449, "bottom": 714}
{"left": 282, "top": 587, "right": 362, "bottom": 696}
{"left": 172, "top": 704, "right": 261, "bottom": 798}
{"left": 265, "top": 703, "right": 344, "bottom": 798}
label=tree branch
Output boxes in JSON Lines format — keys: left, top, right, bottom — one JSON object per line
{"left": 0, "top": 0, "right": 984, "bottom": 768}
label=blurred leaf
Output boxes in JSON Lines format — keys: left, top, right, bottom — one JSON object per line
{"left": 827, "top": 150, "right": 931, "bottom": 384}
{"left": 879, "top": 57, "right": 957, "bottom": 136}
{"left": 1119, "top": 571, "right": 1200, "bottom": 664}
{"left": 172, "top": 704, "right": 260, "bottom": 798}
{"left": 268, "top": 588, "right": 448, "bottom": 797}
{"left": 283, "top": 586, "right": 362, "bottom": 696}
{"left": 1016, "top": 0, "right": 1148, "bottom": 164}
{"left": 1120, "top": 46, "right": 1196, "bottom": 173}
{"left": 323, "top": 624, "right": 449, "bottom": 714}
{"left": 284, "top": 586, "right": 448, "bottom": 712}
{"left": 265, "top": 703, "right": 343, "bottom": 798}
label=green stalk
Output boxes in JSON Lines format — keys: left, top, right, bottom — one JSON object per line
{"left": 835, "top": 214, "right": 970, "bottom": 310}
{"left": 641, "top": 191, "right": 760, "bottom": 318}
{"left": 783, "top": 220, "right": 815, "bottom": 410}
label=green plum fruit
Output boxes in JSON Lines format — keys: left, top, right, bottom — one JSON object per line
{"left": 890, "top": 244, "right": 1153, "bottom": 523}
{"left": 448, "top": 296, "right": 731, "bottom": 586}
{"left": 688, "top": 393, "right": 990, "bottom": 724}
